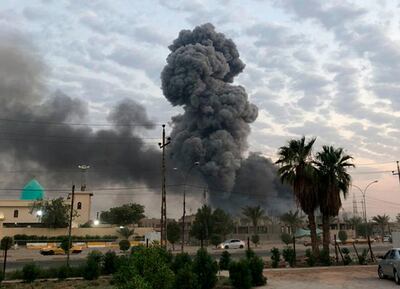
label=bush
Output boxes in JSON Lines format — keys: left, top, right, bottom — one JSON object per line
{"left": 358, "top": 248, "right": 368, "bottom": 265}
{"left": 83, "top": 250, "right": 103, "bottom": 280}
{"left": 22, "top": 263, "right": 40, "bottom": 283}
{"left": 210, "top": 234, "right": 222, "bottom": 248}
{"left": 229, "top": 260, "right": 252, "bottom": 289}
{"left": 60, "top": 237, "right": 71, "bottom": 253}
{"left": 175, "top": 264, "right": 200, "bottom": 289}
{"left": 103, "top": 250, "right": 119, "bottom": 274}
{"left": 319, "top": 248, "right": 331, "bottom": 266}
{"left": 247, "top": 255, "right": 266, "bottom": 286}
{"left": 245, "top": 248, "right": 255, "bottom": 259}
{"left": 251, "top": 234, "right": 260, "bottom": 246}
{"left": 282, "top": 247, "right": 295, "bottom": 267}
{"left": 57, "top": 265, "right": 69, "bottom": 280}
{"left": 341, "top": 248, "right": 352, "bottom": 265}
{"left": 270, "top": 247, "right": 280, "bottom": 268}
{"left": 305, "top": 249, "right": 316, "bottom": 267}
{"left": 280, "top": 233, "right": 292, "bottom": 245}
{"left": 338, "top": 230, "right": 348, "bottom": 243}
{"left": 219, "top": 251, "right": 231, "bottom": 270}
{"left": 192, "top": 249, "right": 218, "bottom": 289}
{"left": 119, "top": 239, "right": 131, "bottom": 252}
{"left": 0, "top": 270, "right": 4, "bottom": 283}
{"left": 172, "top": 253, "right": 192, "bottom": 274}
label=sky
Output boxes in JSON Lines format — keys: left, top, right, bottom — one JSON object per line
{"left": 0, "top": 0, "right": 399, "bottom": 219}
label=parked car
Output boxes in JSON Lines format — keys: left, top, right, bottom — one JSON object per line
{"left": 383, "top": 235, "right": 392, "bottom": 242}
{"left": 218, "top": 239, "right": 245, "bottom": 249}
{"left": 40, "top": 245, "right": 83, "bottom": 255}
{"left": 378, "top": 248, "right": 400, "bottom": 284}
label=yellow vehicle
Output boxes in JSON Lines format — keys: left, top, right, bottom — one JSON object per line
{"left": 40, "top": 245, "right": 83, "bottom": 255}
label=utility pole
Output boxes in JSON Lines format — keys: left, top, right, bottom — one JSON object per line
{"left": 158, "top": 125, "right": 171, "bottom": 248}
{"left": 66, "top": 185, "right": 75, "bottom": 267}
{"left": 392, "top": 161, "right": 400, "bottom": 184}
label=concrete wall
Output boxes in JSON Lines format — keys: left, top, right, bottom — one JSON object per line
{"left": 0, "top": 225, "right": 155, "bottom": 239}
{"left": 0, "top": 200, "right": 40, "bottom": 223}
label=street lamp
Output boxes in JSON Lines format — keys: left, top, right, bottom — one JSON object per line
{"left": 352, "top": 180, "right": 378, "bottom": 262}
{"left": 176, "top": 161, "right": 200, "bottom": 252}
{"left": 78, "top": 165, "right": 90, "bottom": 191}
{"left": 93, "top": 219, "right": 100, "bottom": 226}
{"left": 352, "top": 180, "right": 378, "bottom": 223}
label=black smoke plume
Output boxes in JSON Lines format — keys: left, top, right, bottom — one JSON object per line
{"left": 0, "top": 31, "right": 162, "bottom": 193}
{"left": 162, "top": 24, "right": 293, "bottom": 213}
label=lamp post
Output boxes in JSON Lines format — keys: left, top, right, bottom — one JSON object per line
{"left": 78, "top": 165, "right": 90, "bottom": 191}
{"left": 175, "top": 162, "right": 200, "bottom": 252}
{"left": 352, "top": 180, "right": 378, "bottom": 261}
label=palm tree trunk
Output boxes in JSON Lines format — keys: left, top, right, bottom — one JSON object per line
{"left": 322, "top": 214, "right": 330, "bottom": 252}
{"left": 308, "top": 212, "right": 319, "bottom": 257}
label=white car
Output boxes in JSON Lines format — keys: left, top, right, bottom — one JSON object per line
{"left": 219, "top": 239, "right": 245, "bottom": 249}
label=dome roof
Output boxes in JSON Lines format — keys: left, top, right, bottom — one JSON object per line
{"left": 20, "top": 179, "right": 45, "bottom": 200}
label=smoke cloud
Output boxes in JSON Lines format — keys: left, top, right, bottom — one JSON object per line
{"left": 162, "top": 23, "right": 293, "bottom": 214}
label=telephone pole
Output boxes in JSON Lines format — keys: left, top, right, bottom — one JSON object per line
{"left": 158, "top": 125, "right": 171, "bottom": 247}
{"left": 392, "top": 161, "right": 400, "bottom": 184}
{"left": 66, "top": 185, "right": 75, "bottom": 267}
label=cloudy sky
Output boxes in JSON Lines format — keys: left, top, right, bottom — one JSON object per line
{"left": 1, "top": 0, "right": 400, "bottom": 218}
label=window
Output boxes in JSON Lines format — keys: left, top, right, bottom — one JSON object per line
{"left": 77, "top": 202, "right": 82, "bottom": 210}
{"left": 13, "top": 209, "right": 18, "bottom": 218}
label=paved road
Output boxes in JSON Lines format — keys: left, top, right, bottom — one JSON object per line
{"left": 3, "top": 243, "right": 391, "bottom": 271}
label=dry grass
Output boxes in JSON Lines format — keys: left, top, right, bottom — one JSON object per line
{"left": 2, "top": 279, "right": 113, "bottom": 289}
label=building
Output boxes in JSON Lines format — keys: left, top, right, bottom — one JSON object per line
{"left": 0, "top": 178, "right": 92, "bottom": 228}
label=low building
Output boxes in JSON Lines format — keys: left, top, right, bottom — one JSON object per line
{"left": 0, "top": 178, "right": 92, "bottom": 228}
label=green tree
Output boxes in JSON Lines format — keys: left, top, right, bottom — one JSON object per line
{"left": 167, "top": 220, "right": 181, "bottom": 250}
{"left": 338, "top": 230, "right": 348, "bottom": 243}
{"left": 276, "top": 137, "right": 320, "bottom": 256}
{"left": 119, "top": 239, "right": 131, "bottom": 252}
{"left": 1, "top": 236, "right": 13, "bottom": 276}
{"left": 280, "top": 210, "right": 304, "bottom": 259}
{"left": 372, "top": 214, "right": 390, "bottom": 241}
{"left": 190, "top": 205, "right": 213, "bottom": 247}
{"left": 100, "top": 203, "right": 145, "bottom": 226}
{"left": 30, "top": 198, "right": 73, "bottom": 228}
{"left": 210, "top": 234, "right": 222, "bottom": 248}
{"left": 242, "top": 205, "right": 265, "bottom": 234}
{"left": 315, "top": 145, "right": 354, "bottom": 252}
{"left": 345, "top": 216, "right": 363, "bottom": 238}
{"left": 192, "top": 249, "right": 218, "bottom": 289}
{"left": 212, "top": 208, "right": 234, "bottom": 239}
{"left": 117, "top": 227, "right": 135, "bottom": 240}
{"left": 60, "top": 237, "right": 72, "bottom": 253}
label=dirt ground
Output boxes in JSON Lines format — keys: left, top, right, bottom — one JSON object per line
{"left": 262, "top": 265, "right": 397, "bottom": 289}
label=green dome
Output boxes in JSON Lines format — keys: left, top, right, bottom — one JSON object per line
{"left": 20, "top": 179, "right": 45, "bottom": 200}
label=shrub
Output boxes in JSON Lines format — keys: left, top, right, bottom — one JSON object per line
{"left": 172, "top": 252, "right": 192, "bottom": 274}
{"left": 144, "top": 262, "right": 175, "bottom": 289}
{"left": 83, "top": 250, "right": 103, "bottom": 280}
{"left": 338, "top": 230, "right": 348, "bottom": 244}
{"left": 175, "top": 264, "right": 200, "bottom": 289}
{"left": 0, "top": 270, "right": 4, "bottom": 283}
{"left": 282, "top": 247, "right": 295, "bottom": 267}
{"left": 358, "top": 248, "right": 368, "bottom": 265}
{"left": 103, "top": 250, "right": 119, "bottom": 274}
{"left": 57, "top": 265, "right": 69, "bottom": 280}
{"left": 319, "top": 248, "right": 331, "bottom": 266}
{"left": 22, "top": 263, "right": 40, "bottom": 283}
{"left": 119, "top": 239, "right": 131, "bottom": 252}
{"left": 280, "top": 233, "right": 292, "bottom": 245}
{"left": 219, "top": 251, "right": 231, "bottom": 270}
{"left": 60, "top": 237, "right": 71, "bottom": 253}
{"left": 210, "top": 234, "right": 222, "bottom": 248}
{"left": 247, "top": 255, "right": 266, "bottom": 286}
{"left": 39, "top": 267, "right": 58, "bottom": 279}
{"left": 341, "top": 248, "right": 352, "bottom": 265}
{"left": 245, "top": 249, "right": 255, "bottom": 259}
{"left": 229, "top": 260, "right": 252, "bottom": 289}
{"left": 192, "top": 249, "right": 218, "bottom": 289}
{"left": 305, "top": 249, "right": 316, "bottom": 267}
{"left": 270, "top": 247, "right": 280, "bottom": 268}
{"left": 251, "top": 234, "right": 260, "bottom": 246}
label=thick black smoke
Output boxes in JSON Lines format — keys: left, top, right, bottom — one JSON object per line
{"left": 162, "top": 24, "right": 293, "bottom": 213}
{"left": 0, "top": 32, "right": 162, "bottom": 191}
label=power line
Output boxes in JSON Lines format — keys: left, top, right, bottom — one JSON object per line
{"left": 0, "top": 118, "right": 163, "bottom": 127}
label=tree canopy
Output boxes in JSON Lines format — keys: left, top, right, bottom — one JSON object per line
{"left": 100, "top": 203, "right": 145, "bottom": 226}
{"left": 30, "top": 198, "right": 73, "bottom": 228}
{"left": 166, "top": 220, "right": 181, "bottom": 250}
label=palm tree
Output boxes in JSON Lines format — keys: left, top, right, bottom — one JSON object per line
{"left": 345, "top": 216, "right": 363, "bottom": 238}
{"left": 117, "top": 227, "right": 135, "bottom": 240}
{"left": 314, "top": 145, "right": 354, "bottom": 252}
{"left": 372, "top": 214, "right": 390, "bottom": 242}
{"left": 280, "top": 210, "right": 304, "bottom": 263}
{"left": 242, "top": 205, "right": 265, "bottom": 235}
{"left": 276, "top": 136, "right": 320, "bottom": 256}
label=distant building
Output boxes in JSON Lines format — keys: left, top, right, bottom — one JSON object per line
{"left": 0, "top": 178, "right": 92, "bottom": 228}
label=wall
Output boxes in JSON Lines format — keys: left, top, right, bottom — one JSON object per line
{"left": 0, "top": 200, "right": 39, "bottom": 223}
{"left": 0, "top": 225, "right": 155, "bottom": 239}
